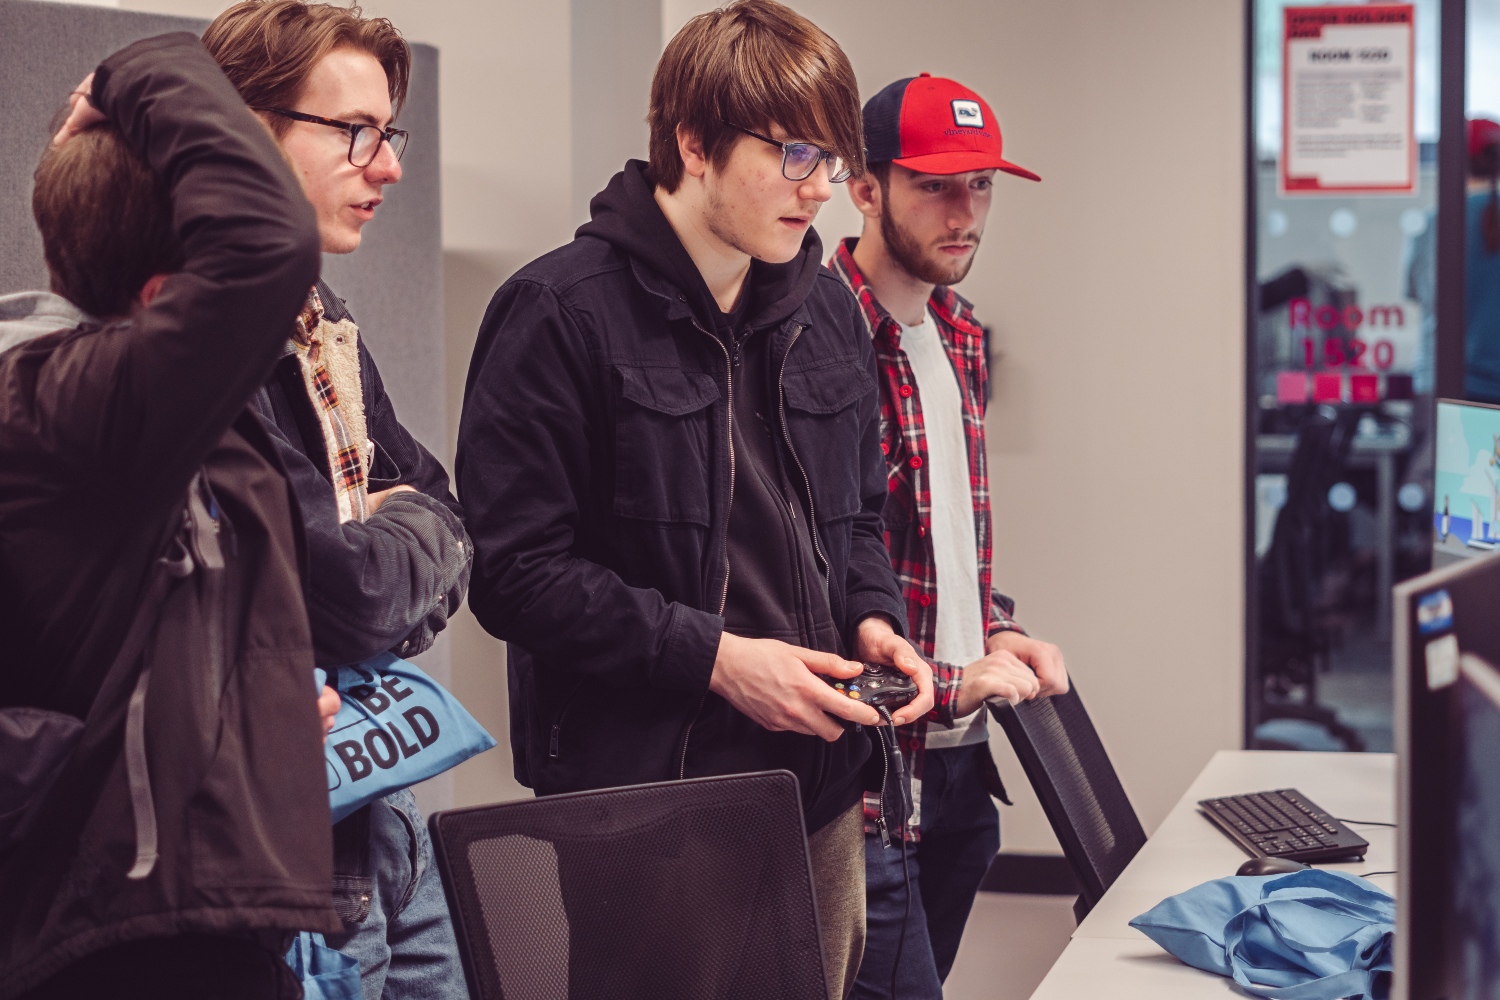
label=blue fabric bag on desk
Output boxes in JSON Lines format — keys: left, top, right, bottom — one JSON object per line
{"left": 1129, "top": 869, "right": 1394, "bottom": 1000}
{"left": 325, "top": 653, "right": 496, "bottom": 823}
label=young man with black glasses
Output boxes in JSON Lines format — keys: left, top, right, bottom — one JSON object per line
{"left": 458, "top": 3, "right": 931, "bottom": 996}
{"left": 202, "top": 4, "right": 471, "bottom": 998}
{"left": 829, "top": 75, "right": 1071, "bottom": 999}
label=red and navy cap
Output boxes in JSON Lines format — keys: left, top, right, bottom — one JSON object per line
{"left": 863, "top": 73, "right": 1039, "bottom": 181}
{"left": 1470, "top": 117, "right": 1500, "bottom": 159}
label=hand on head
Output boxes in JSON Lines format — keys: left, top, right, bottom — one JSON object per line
{"left": 53, "top": 74, "right": 104, "bottom": 147}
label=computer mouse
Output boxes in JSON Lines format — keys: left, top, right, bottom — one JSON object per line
{"left": 1236, "top": 856, "right": 1311, "bottom": 877}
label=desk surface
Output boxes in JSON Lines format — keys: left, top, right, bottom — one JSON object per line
{"left": 1030, "top": 750, "right": 1395, "bottom": 998}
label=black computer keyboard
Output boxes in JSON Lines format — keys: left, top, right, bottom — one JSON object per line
{"left": 1198, "top": 788, "right": 1369, "bottom": 863}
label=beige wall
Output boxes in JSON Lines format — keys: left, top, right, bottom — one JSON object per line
{"left": 113, "top": 0, "right": 1246, "bottom": 842}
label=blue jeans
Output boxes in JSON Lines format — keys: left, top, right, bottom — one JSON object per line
{"left": 852, "top": 743, "right": 1001, "bottom": 1000}
{"left": 326, "top": 789, "right": 468, "bottom": 1000}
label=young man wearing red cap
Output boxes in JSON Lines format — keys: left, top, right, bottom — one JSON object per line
{"left": 829, "top": 74, "right": 1070, "bottom": 998}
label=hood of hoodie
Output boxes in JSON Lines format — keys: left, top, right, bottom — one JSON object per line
{"left": 576, "top": 160, "right": 825, "bottom": 334}
{"left": 0, "top": 291, "right": 92, "bottom": 355}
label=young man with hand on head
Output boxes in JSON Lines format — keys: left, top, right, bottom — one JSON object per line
{"left": 828, "top": 75, "right": 1071, "bottom": 999}
{"left": 0, "top": 35, "right": 337, "bottom": 999}
{"left": 458, "top": 3, "right": 931, "bottom": 995}
{"left": 201, "top": 4, "right": 472, "bottom": 997}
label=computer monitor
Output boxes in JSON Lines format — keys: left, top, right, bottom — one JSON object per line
{"left": 1393, "top": 551, "right": 1500, "bottom": 1000}
{"left": 1433, "top": 399, "right": 1500, "bottom": 567}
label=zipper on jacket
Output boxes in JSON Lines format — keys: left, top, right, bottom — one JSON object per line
{"left": 776, "top": 325, "right": 827, "bottom": 573}
{"left": 874, "top": 723, "right": 892, "bottom": 847}
{"left": 548, "top": 684, "right": 580, "bottom": 759}
{"left": 691, "top": 317, "right": 737, "bottom": 616}
{"left": 678, "top": 317, "right": 736, "bottom": 780}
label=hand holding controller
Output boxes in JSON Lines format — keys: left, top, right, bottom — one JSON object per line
{"left": 823, "top": 662, "right": 918, "bottom": 714}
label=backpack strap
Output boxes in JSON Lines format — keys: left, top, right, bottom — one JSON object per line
{"left": 124, "top": 471, "right": 222, "bottom": 880}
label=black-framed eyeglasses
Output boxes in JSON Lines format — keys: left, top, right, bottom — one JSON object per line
{"left": 724, "top": 122, "right": 851, "bottom": 184}
{"left": 256, "top": 108, "right": 409, "bottom": 167}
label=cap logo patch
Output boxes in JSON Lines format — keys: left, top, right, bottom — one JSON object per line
{"left": 951, "top": 100, "right": 984, "bottom": 128}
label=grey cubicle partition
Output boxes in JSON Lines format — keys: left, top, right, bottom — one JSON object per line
{"left": 0, "top": 1, "right": 454, "bottom": 808}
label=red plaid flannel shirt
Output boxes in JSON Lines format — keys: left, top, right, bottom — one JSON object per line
{"left": 829, "top": 238, "right": 1024, "bottom": 841}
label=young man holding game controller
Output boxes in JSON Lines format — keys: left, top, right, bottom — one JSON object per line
{"left": 829, "top": 75, "right": 1071, "bottom": 999}
{"left": 458, "top": 3, "right": 931, "bottom": 995}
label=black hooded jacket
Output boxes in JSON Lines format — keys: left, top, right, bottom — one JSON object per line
{"left": 457, "top": 161, "right": 906, "bottom": 832}
{"left": 0, "top": 36, "right": 336, "bottom": 994}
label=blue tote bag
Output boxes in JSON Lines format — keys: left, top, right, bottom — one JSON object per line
{"left": 284, "top": 931, "right": 363, "bottom": 1000}
{"left": 1130, "top": 869, "right": 1395, "bottom": 1000}
{"left": 324, "top": 653, "right": 496, "bottom": 823}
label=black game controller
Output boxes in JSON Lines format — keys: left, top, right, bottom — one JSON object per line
{"left": 824, "top": 662, "right": 918, "bottom": 713}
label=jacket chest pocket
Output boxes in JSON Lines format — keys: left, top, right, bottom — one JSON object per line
{"left": 612, "top": 365, "right": 720, "bottom": 525}
{"left": 782, "top": 358, "right": 876, "bottom": 523}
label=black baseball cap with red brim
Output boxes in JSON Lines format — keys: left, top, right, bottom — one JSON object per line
{"left": 863, "top": 73, "right": 1039, "bottom": 181}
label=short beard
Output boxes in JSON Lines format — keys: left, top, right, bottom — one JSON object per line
{"left": 879, "top": 201, "right": 980, "bottom": 287}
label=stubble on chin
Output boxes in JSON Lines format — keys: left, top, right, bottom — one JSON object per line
{"left": 880, "top": 205, "right": 979, "bottom": 287}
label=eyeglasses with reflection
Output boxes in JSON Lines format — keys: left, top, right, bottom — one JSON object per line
{"left": 723, "top": 123, "right": 851, "bottom": 184}
{"left": 256, "top": 108, "right": 409, "bottom": 167}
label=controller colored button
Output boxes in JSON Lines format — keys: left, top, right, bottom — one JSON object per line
{"left": 849, "top": 691, "right": 861, "bottom": 699}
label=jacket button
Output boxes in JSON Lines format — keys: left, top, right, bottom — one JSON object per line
{"left": 881, "top": 442, "right": 889, "bottom": 455}
{"left": 918, "top": 525, "right": 926, "bottom": 537}
{"left": 910, "top": 455, "right": 924, "bottom": 469}
{"left": 899, "top": 384, "right": 914, "bottom": 398}
{"left": 918, "top": 594, "right": 933, "bottom": 607}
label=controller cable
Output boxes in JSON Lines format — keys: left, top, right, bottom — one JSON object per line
{"left": 874, "top": 705, "right": 913, "bottom": 1000}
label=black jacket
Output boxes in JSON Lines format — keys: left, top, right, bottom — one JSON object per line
{"left": 457, "top": 161, "right": 906, "bottom": 832}
{"left": 0, "top": 35, "right": 336, "bottom": 995}
{"left": 248, "top": 282, "right": 470, "bottom": 668}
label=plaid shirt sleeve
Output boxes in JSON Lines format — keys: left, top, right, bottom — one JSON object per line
{"left": 926, "top": 657, "right": 965, "bottom": 728}
{"left": 988, "top": 589, "right": 1027, "bottom": 639}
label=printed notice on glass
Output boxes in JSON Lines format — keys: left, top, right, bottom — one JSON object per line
{"left": 1282, "top": 4, "right": 1415, "bottom": 195}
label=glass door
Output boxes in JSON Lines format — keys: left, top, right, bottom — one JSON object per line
{"left": 1246, "top": 0, "right": 1446, "bottom": 752}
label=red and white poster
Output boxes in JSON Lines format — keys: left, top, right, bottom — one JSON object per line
{"left": 1282, "top": 4, "right": 1415, "bottom": 195}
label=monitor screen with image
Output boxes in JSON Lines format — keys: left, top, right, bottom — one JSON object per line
{"left": 1433, "top": 399, "right": 1500, "bottom": 565}
{"left": 1451, "top": 653, "right": 1500, "bottom": 996}
{"left": 1395, "top": 552, "right": 1500, "bottom": 1000}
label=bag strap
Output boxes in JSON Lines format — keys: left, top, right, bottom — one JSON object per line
{"left": 1229, "top": 965, "right": 1378, "bottom": 1000}
{"left": 124, "top": 472, "right": 221, "bottom": 880}
{"left": 1223, "top": 896, "right": 1387, "bottom": 1000}
{"left": 116, "top": 519, "right": 191, "bottom": 880}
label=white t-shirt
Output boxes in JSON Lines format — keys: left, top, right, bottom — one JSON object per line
{"left": 898, "top": 309, "right": 988, "bottom": 747}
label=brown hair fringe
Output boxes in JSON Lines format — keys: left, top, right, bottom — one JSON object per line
{"left": 202, "top": 0, "right": 411, "bottom": 136}
{"left": 648, "top": 0, "right": 864, "bottom": 192}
